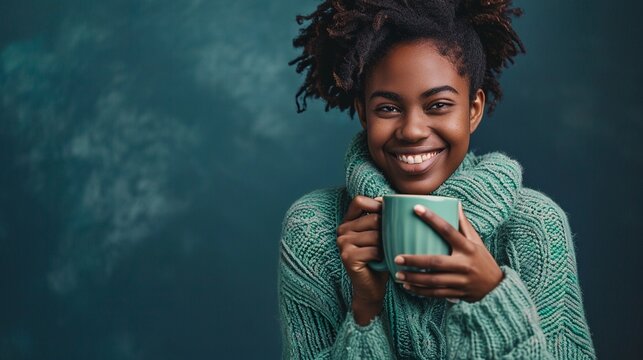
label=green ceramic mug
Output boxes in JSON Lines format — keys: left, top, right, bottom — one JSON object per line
{"left": 369, "top": 194, "right": 460, "bottom": 274}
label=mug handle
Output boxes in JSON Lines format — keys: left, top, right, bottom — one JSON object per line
{"left": 368, "top": 260, "right": 388, "bottom": 272}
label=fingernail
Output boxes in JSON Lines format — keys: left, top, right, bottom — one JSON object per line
{"left": 413, "top": 204, "right": 426, "bottom": 214}
{"left": 394, "top": 256, "right": 405, "bottom": 265}
{"left": 374, "top": 196, "right": 383, "bottom": 202}
{"left": 403, "top": 283, "right": 411, "bottom": 290}
{"left": 395, "top": 272, "right": 405, "bottom": 280}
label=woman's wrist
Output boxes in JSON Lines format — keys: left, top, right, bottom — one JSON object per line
{"left": 351, "top": 298, "right": 384, "bottom": 326}
{"left": 469, "top": 264, "right": 505, "bottom": 303}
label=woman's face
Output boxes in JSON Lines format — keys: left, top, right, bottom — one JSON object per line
{"left": 355, "top": 39, "right": 485, "bottom": 194}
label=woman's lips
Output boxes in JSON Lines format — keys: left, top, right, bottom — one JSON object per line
{"left": 389, "top": 148, "right": 444, "bottom": 175}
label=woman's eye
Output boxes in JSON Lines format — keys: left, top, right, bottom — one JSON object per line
{"left": 376, "top": 105, "right": 400, "bottom": 113}
{"left": 428, "top": 102, "right": 451, "bottom": 111}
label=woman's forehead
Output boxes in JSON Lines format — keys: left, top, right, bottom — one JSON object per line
{"left": 364, "top": 41, "right": 467, "bottom": 97}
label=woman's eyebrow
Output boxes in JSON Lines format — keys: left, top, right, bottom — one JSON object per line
{"left": 421, "top": 85, "right": 459, "bottom": 98}
{"left": 369, "top": 86, "right": 459, "bottom": 101}
{"left": 369, "top": 91, "right": 401, "bottom": 101}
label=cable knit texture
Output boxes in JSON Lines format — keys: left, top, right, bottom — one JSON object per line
{"left": 279, "top": 131, "right": 596, "bottom": 359}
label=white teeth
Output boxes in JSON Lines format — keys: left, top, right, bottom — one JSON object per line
{"left": 395, "top": 151, "right": 440, "bottom": 165}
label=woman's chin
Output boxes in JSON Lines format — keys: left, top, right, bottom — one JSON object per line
{"left": 391, "top": 180, "right": 440, "bottom": 195}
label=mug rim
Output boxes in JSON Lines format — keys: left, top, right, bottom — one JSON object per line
{"left": 383, "top": 194, "right": 458, "bottom": 201}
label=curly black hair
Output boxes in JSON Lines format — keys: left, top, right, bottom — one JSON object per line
{"left": 289, "top": 0, "right": 525, "bottom": 117}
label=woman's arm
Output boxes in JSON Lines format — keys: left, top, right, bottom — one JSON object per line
{"left": 444, "top": 189, "right": 596, "bottom": 359}
{"left": 278, "top": 189, "right": 395, "bottom": 359}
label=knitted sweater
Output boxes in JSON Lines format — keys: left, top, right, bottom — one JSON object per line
{"left": 278, "top": 131, "right": 596, "bottom": 359}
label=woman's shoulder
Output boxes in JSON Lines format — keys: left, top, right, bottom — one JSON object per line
{"left": 467, "top": 151, "right": 569, "bottom": 230}
{"left": 280, "top": 186, "right": 348, "bottom": 255}
{"left": 282, "top": 186, "right": 348, "bottom": 227}
{"left": 504, "top": 186, "right": 571, "bottom": 242}
{"left": 513, "top": 187, "right": 568, "bottom": 222}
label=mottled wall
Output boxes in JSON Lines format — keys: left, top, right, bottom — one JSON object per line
{"left": 1, "top": 0, "right": 641, "bottom": 359}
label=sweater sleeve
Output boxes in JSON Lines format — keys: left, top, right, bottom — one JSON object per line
{"left": 278, "top": 189, "right": 395, "bottom": 359}
{"left": 444, "top": 190, "right": 596, "bottom": 359}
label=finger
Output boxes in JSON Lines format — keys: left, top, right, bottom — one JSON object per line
{"left": 458, "top": 202, "right": 483, "bottom": 246}
{"left": 349, "top": 213, "right": 381, "bottom": 233}
{"left": 337, "top": 213, "right": 381, "bottom": 235}
{"left": 336, "top": 230, "right": 381, "bottom": 248}
{"left": 394, "top": 254, "right": 470, "bottom": 273}
{"left": 413, "top": 204, "right": 473, "bottom": 252}
{"left": 402, "top": 284, "right": 466, "bottom": 299}
{"left": 341, "top": 246, "right": 382, "bottom": 271}
{"left": 395, "top": 271, "right": 466, "bottom": 288}
{"left": 343, "top": 195, "right": 383, "bottom": 222}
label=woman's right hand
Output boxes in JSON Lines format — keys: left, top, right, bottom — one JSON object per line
{"left": 336, "top": 195, "right": 388, "bottom": 325}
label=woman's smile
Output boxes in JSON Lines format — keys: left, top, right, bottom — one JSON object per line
{"left": 388, "top": 148, "right": 445, "bottom": 175}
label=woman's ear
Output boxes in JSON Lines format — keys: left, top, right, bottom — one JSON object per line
{"left": 469, "top": 89, "right": 485, "bottom": 134}
{"left": 354, "top": 98, "right": 367, "bottom": 130}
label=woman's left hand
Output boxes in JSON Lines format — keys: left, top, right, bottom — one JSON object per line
{"left": 394, "top": 202, "right": 504, "bottom": 303}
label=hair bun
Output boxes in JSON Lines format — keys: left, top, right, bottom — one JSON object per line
{"left": 457, "top": 0, "right": 525, "bottom": 67}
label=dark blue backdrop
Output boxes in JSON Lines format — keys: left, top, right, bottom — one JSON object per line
{"left": 1, "top": 1, "right": 641, "bottom": 359}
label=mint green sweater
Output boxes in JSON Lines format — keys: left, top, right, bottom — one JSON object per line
{"left": 278, "top": 132, "right": 596, "bottom": 359}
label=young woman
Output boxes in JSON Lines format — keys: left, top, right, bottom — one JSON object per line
{"left": 279, "top": 1, "right": 596, "bottom": 358}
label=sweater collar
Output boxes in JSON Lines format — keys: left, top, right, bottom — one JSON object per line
{"left": 344, "top": 131, "right": 523, "bottom": 240}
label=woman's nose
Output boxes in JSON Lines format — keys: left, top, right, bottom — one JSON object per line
{"left": 396, "top": 108, "right": 430, "bottom": 142}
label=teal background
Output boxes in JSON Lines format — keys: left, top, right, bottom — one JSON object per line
{"left": 1, "top": 0, "right": 641, "bottom": 359}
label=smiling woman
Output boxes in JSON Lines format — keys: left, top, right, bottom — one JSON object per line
{"left": 279, "top": 0, "right": 596, "bottom": 359}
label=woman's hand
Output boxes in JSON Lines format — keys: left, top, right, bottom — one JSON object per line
{"left": 336, "top": 195, "right": 388, "bottom": 325}
{"left": 394, "top": 203, "right": 503, "bottom": 303}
